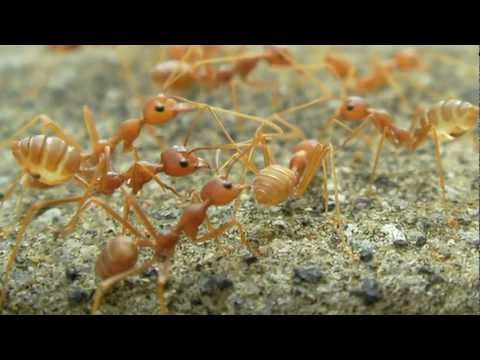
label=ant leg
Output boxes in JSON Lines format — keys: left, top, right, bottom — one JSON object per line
{"left": 327, "top": 145, "right": 356, "bottom": 260}
{"left": 272, "top": 95, "right": 334, "bottom": 120}
{"left": 274, "top": 52, "right": 333, "bottom": 98}
{"left": 123, "top": 190, "right": 164, "bottom": 243}
{"left": 295, "top": 143, "right": 329, "bottom": 196}
{"left": 64, "top": 195, "right": 145, "bottom": 239}
{"left": 173, "top": 95, "right": 284, "bottom": 135}
{"left": 328, "top": 145, "right": 342, "bottom": 230}
{"left": 92, "top": 258, "right": 158, "bottom": 315}
{"left": 121, "top": 195, "right": 132, "bottom": 236}
{"left": 157, "top": 258, "right": 172, "bottom": 315}
{"left": 341, "top": 117, "right": 373, "bottom": 148}
{"left": 0, "top": 195, "right": 84, "bottom": 311}
{"left": 144, "top": 125, "right": 167, "bottom": 150}
{"left": 431, "top": 128, "right": 447, "bottom": 203}
{"left": 162, "top": 46, "right": 195, "bottom": 91}
{"left": 194, "top": 219, "right": 262, "bottom": 257}
{"left": 82, "top": 106, "right": 101, "bottom": 151}
{"left": 0, "top": 172, "right": 24, "bottom": 209}
{"left": 271, "top": 114, "right": 306, "bottom": 141}
{"left": 1, "top": 174, "right": 27, "bottom": 239}
{"left": 381, "top": 71, "right": 414, "bottom": 113}
{"left": 0, "top": 115, "right": 82, "bottom": 150}
{"left": 368, "top": 131, "right": 387, "bottom": 194}
{"left": 62, "top": 153, "right": 113, "bottom": 237}
{"left": 183, "top": 105, "right": 207, "bottom": 148}
{"left": 206, "top": 106, "right": 263, "bottom": 175}
{"left": 321, "top": 159, "right": 329, "bottom": 213}
{"left": 114, "top": 46, "right": 147, "bottom": 105}
{"left": 135, "top": 162, "right": 181, "bottom": 197}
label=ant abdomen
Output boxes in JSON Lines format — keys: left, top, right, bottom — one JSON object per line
{"left": 151, "top": 61, "right": 196, "bottom": 90}
{"left": 254, "top": 165, "right": 297, "bottom": 206}
{"left": 11, "top": 135, "right": 81, "bottom": 186}
{"left": 424, "top": 99, "right": 479, "bottom": 140}
{"left": 96, "top": 236, "right": 139, "bottom": 279}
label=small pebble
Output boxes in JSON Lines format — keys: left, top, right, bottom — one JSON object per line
{"left": 351, "top": 279, "right": 383, "bottom": 306}
{"left": 143, "top": 267, "right": 159, "bottom": 278}
{"left": 272, "top": 220, "right": 288, "bottom": 229}
{"left": 293, "top": 266, "right": 324, "bottom": 284}
{"left": 68, "top": 288, "right": 90, "bottom": 305}
{"left": 65, "top": 268, "right": 81, "bottom": 283}
{"left": 408, "top": 230, "right": 427, "bottom": 247}
{"left": 472, "top": 240, "right": 480, "bottom": 250}
{"left": 381, "top": 224, "right": 408, "bottom": 247}
{"left": 359, "top": 246, "right": 374, "bottom": 262}
{"left": 375, "top": 175, "right": 397, "bottom": 189}
{"left": 354, "top": 197, "right": 372, "bottom": 210}
{"left": 418, "top": 266, "right": 445, "bottom": 286}
{"left": 200, "top": 274, "right": 234, "bottom": 296}
{"left": 243, "top": 255, "right": 258, "bottom": 266}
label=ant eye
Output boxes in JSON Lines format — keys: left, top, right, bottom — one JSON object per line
{"left": 223, "top": 181, "right": 233, "bottom": 190}
{"left": 155, "top": 105, "right": 165, "bottom": 113}
{"left": 347, "top": 104, "right": 355, "bottom": 111}
{"left": 179, "top": 159, "right": 189, "bottom": 168}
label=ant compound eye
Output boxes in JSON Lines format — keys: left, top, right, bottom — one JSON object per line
{"left": 179, "top": 159, "right": 189, "bottom": 168}
{"left": 223, "top": 181, "right": 233, "bottom": 190}
{"left": 155, "top": 105, "right": 165, "bottom": 113}
{"left": 347, "top": 104, "right": 355, "bottom": 111}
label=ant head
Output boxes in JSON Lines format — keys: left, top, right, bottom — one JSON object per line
{"left": 151, "top": 61, "right": 195, "bottom": 90}
{"left": 200, "top": 177, "right": 247, "bottom": 206}
{"left": 339, "top": 96, "right": 370, "bottom": 121}
{"left": 263, "top": 45, "right": 293, "bottom": 66}
{"left": 394, "top": 48, "right": 419, "bottom": 71}
{"left": 143, "top": 95, "right": 180, "bottom": 125}
{"left": 161, "top": 145, "right": 210, "bottom": 177}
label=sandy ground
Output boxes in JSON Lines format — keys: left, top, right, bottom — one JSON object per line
{"left": 0, "top": 45, "right": 478, "bottom": 315}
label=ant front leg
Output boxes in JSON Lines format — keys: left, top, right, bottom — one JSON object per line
{"left": 294, "top": 143, "right": 329, "bottom": 197}
{"left": 368, "top": 129, "right": 387, "bottom": 195}
{"left": 193, "top": 218, "right": 262, "bottom": 257}
{"left": 0, "top": 172, "right": 24, "bottom": 209}
{"left": 64, "top": 196, "right": 144, "bottom": 239}
{"left": 431, "top": 127, "right": 447, "bottom": 203}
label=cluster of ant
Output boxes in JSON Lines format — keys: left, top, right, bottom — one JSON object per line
{"left": 0, "top": 45, "right": 477, "bottom": 314}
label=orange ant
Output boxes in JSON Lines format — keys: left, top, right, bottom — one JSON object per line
{"left": 0, "top": 138, "right": 213, "bottom": 311}
{"left": 152, "top": 45, "right": 332, "bottom": 113}
{"left": 47, "top": 45, "right": 81, "bottom": 53}
{"left": 306, "top": 47, "right": 426, "bottom": 111}
{"left": 89, "top": 175, "right": 252, "bottom": 314}
{"left": 167, "top": 45, "right": 223, "bottom": 63}
{"left": 0, "top": 96, "right": 208, "bottom": 310}
{"left": 0, "top": 94, "right": 195, "bottom": 158}
{"left": 330, "top": 96, "right": 479, "bottom": 199}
